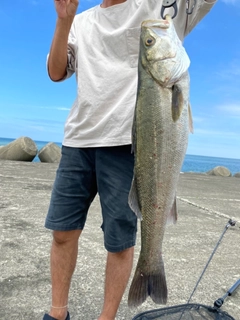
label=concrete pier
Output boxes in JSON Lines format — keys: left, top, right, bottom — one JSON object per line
{"left": 0, "top": 160, "right": 239, "bottom": 320}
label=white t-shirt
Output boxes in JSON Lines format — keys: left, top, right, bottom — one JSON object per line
{"left": 60, "top": 0, "right": 215, "bottom": 148}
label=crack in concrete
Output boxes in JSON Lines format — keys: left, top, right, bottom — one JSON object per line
{"left": 177, "top": 197, "right": 239, "bottom": 223}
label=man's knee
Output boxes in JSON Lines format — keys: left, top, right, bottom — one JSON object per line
{"left": 108, "top": 246, "right": 134, "bottom": 259}
{"left": 52, "top": 229, "right": 82, "bottom": 245}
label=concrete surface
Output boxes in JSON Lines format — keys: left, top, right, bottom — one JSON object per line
{"left": 0, "top": 160, "right": 239, "bottom": 320}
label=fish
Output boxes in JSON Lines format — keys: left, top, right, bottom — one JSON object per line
{"left": 128, "top": 16, "right": 193, "bottom": 307}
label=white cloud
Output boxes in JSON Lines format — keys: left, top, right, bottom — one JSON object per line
{"left": 215, "top": 60, "right": 240, "bottom": 80}
{"left": 194, "top": 128, "right": 239, "bottom": 137}
{"left": 221, "top": 0, "right": 239, "bottom": 5}
{"left": 192, "top": 116, "right": 206, "bottom": 123}
{"left": 22, "top": 0, "right": 39, "bottom": 5}
{"left": 39, "top": 106, "right": 70, "bottom": 111}
{"left": 217, "top": 104, "right": 240, "bottom": 117}
{"left": 57, "top": 107, "right": 71, "bottom": 111}
{"left": 29, "top": 125, "right": 45, "bottom": 132}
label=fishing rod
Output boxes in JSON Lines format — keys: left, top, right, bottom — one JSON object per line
{"left": 186, "top": 219, "right": 236, "bottom": 305}
{"left": 214, "top": 279, "right": 240, "bottom": 309}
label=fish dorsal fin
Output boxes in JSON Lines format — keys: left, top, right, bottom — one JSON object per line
{"left": 167, "top": 196, "right": 178, "bottom": 224}
{"left": 128, "top": 178, "right": 142, "bottom": 220}
{"left": 171, "top": 84, "right": 184, "bottom": 122}
{"left": 188, "top": 102, "right": 194, "bottom": 134}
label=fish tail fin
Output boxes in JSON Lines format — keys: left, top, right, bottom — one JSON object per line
{"left": 128, "top": 257, "right": 167, "bottom": 307}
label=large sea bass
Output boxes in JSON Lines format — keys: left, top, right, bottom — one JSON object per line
{"left": 128, "top": 16, "right": 193, "bottom": 307}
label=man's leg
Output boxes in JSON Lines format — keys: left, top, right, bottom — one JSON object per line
{"left": 44, "top": 147, "right": 97, "bottom": 319}
{"left": 96, "top": 145, "right": 137, "bottom": 319}
{"left": 49, "top": 230, "right": 82, "bottom": 320}
{"left": 98, "top": 247, "right": 134, "bottom": 320}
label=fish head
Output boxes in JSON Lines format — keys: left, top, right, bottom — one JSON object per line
{"left": 140, "top": 17, "right": 190, "bottom": 87}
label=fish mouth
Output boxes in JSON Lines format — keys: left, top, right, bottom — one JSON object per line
{"left": 142, "top": 19, "right": 171, "bottom": 42}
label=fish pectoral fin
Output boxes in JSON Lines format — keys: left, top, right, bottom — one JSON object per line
{"left": 167, "top": 196, "right": 178, "bottom": 224}
{"left": 171, "top": 84, "right": 184, "bottom": 122}
{"left": 188, "top": 102, "right": 194, "bottom": 133}
{"left": 128, "top": 177, "right": 142, "bottom": 220}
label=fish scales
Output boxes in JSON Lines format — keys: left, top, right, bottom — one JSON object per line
{"left": 128, "top": 17, "right": 191, "bottom": 307}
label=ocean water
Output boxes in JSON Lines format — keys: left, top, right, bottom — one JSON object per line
{"left": 0, "top": 137, "right": 240, "bottom": 175}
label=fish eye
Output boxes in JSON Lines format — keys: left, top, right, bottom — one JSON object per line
{"left": 145, "top": 37, "right": 154, "bottom": 46}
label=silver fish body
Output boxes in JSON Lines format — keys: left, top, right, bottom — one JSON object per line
{"left": 128, "top": 17, "right": 192, "bottom": 307}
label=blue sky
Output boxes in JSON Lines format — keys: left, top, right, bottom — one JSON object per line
{"left": 0, "top": 0, "right": 239, "bottom": 159}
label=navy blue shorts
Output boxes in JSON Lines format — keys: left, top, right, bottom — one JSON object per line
{"left": 45, "top": 145, "right": 137, "bottom": 252}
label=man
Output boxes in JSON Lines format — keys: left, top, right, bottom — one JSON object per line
{"left": 44, "top": 0, "right": 216, "bottom": 319}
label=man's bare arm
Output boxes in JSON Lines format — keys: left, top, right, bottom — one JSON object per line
{"left": 48, "top": 0, "right": 79, "bottom": 81}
